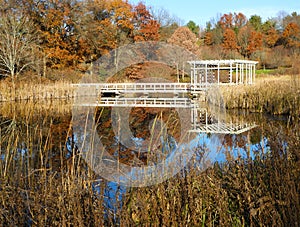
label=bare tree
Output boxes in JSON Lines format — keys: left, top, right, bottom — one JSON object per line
{"left": 0, "top": 14, "right": 38, "bottom": 85}
{"left": 150, "top": 6, "right": 184, "bottom": 27}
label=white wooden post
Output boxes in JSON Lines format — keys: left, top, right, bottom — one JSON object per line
{"left": 253, "top": 63, "right": 256, "bottom": 84}
{"left": 241, "top": 63, "right": 244, "bottom": 84}
{"left": 217, "top": 63, "right": 220, "bottom": 85}
{"left": 229, "top": 61, "right": 233, "bottom": 84}
{"left": 205, "top": 63, "right": 208, "bottom": 87}
{"left": 236, "top": 63, "right": 238, "bottom": 84}
{"left": 250, "top": 64, "right": 253, "bottom": 84}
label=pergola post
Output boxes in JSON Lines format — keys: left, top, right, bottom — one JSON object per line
{"left": 187, "top": 59, "right": 258, "bottom": 87}
{"left": 229, "top": 61, "right": 233, "bottom": 84}
{"left": 253, "top": 64, "right": 256, "bottom": 84}
{"left": 236, "top": 63, "right": 238, "bottom": 84}
{"left": 250, "top": 64, "right": 253, "bottom": 84}
{"left": 241, "top": 63, "right": 244, "bottom": 84}
{"left": 205, "top": 63, "right": 208, "bottom": 87}
{"left": 217, "top": 63, "right": 220, "bottom": 85}
{"left": 240, "top": 64, "right": 242, "bottom": 84}
{"left": 245, "top": 63, "right": 247, "bottom": 84}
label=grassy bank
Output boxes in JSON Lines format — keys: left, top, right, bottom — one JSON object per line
{"left": 0, "top": 103, "right": 299, "bottom": 226}
{"left": 221, "top": 75, "right": 300, "bottom": 116}
{"left": 1, "top": 73, "right": 299, "bottom": 118}
{"left": 0, "top": 79, "right": 74, "bottom": 102}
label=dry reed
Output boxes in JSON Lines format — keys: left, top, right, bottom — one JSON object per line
{"left": 0, "top": 80, "right": 74, "bottom": 102}
{"left": 120, "top": 117, "right": 300, "bottom": 226}
{"left": 0, "top": 99, "right": 299, "bottom": 226}
{"left": 221, "top": 75, "right": 300, "bottom": 116}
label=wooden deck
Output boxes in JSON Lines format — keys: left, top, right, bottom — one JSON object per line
{"left": 79, "top": 97, "right": 192, "bottom": 108}
{"left": 190, "top": 122, "right": 257, "bottom": 135}
{"left": 73, "top": 59, "right": 258, "bottom": 134}
{"left": 73, "top": 82, "right": 208, "bottom": 95}
{"left": 74, "top": 96, "right": 256, "bottom": 135}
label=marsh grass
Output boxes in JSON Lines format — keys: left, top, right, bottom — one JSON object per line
{"left": 0, "top": 80, "right": 74, "bottom": 102}
{"left": 0, "top": 101, "right": 299, "bottom": 226}
{"left": 222, "top": 75, "right": 300, "bottom": 116}
{"left": 120, "top": 117, "right": 300, "bottom": 226}
{"left": 0, "top": 101, "right": 115, "bottom": 226}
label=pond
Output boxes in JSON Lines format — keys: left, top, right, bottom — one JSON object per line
{"left": 0, "top": 99, "right": 299, "bottom": 226}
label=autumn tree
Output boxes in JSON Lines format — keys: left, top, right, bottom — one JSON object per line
{"left": 219, "top": 13, "right": 234, "bottom": 29}
{"left": 247, "top": 30, "right": 263, "bottom": 57}
{"left": 168, "top": 26, "right": 200, "bottom": 55}
{"left": 86, "top": 0, "right": 134, "bottom": 54}
{"left": 234, "top": 13, "right": 248, "bottom": 30}
{"left": 237, "top": 25, "right": 263, "bottom": 58}
{"left": 222, "top": 28, "right": 239, "bottom": 53}
{"left": 265, "top": 27, "right": 279, "bottom": 48}
{"left": 132, "top": 2, "right": 160, "bottom": 41}
{"left": 29, "top": 0, "right": 84, "bottom": 69}
{"left": 219, "top": 12, "right": 247, "bottom": 33}
{"left": 204, "top": 31, "right": 213, "bottom": 46}
{"left": 282, "top": 22, "right": 300, "bottom": 49}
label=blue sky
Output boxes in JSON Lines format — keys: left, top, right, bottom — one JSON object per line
{"left": 129, "top": 0, "right": 300, "bottom": 28}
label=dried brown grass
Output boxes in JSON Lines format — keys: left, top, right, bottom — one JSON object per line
{"left": 0, "top": 80, "right": 74, "bottom": 102}
{"left": 0, "top": 101, "right": 299, "bottom": 226}
{"left": 222, "top": 74, "right": 300, "bottom": 116}
{"left": 120, "top": 117, "right": 300, "bottom": 226}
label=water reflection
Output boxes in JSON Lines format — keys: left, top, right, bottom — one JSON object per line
{"left": 0, "top": 100, "right": 297, "bottom": 225}
{"left": 73, "top": 93, "right": 257, "bottom": 187}
{"left": 0, "top": 99, "right": 258, "bottom": 175}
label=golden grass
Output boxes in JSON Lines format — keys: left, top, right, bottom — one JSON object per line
{"left": 0, "top": 101, "right": 299, "bottom": 226}
{"left": 221, "top": 74, "right": 300, "bottom": 115}
{"left": 120, "top": 118, "right": 300, "bottom": 226}
{"left": 0, "top": 80, "right": 74, "bottom": 102}
{"left": 0, "top": 74, "right": 299, "bottom": 226}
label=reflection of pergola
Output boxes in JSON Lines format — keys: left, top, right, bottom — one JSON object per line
{"left": 76, "top": 96, "right": 256, "bottom": 135}
{"left": 188, "top": 60, "right": 259, "bottom": 87}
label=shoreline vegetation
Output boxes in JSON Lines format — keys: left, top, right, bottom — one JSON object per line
{"left": 0, "top": 75, "right": 299, "bottom": 226}
{"left": 0, "top": 1, "right": 300, "bottom": 225}
{"left": 222, "top": 74, "right": 300, "bottom": 116}
{"left": 0, "top": 97, "right": 299, "bottom": 226}
{"left": 0, "top": 79, "right": 74, "bottom": 102}
{"left": 0, "top": 73, "right": 299, "bottom": 116}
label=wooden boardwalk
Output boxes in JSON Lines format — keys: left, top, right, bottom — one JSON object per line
{"left": 73, "top": 59, "right": 258, "bottom": 134}
{"left": 190, "top": 122, "right": 257, "bottom": 134}
{"left": 79, "top": 97, "right": 192, "bottom": 108}
{"left": 74, "top": 59, "right": 258, "bottom": 96}
{"left": 73, "top": 82, "right": 208, "bottom": 95}
{"left": 74, "top": 96, "right": 256, "bottom": 135}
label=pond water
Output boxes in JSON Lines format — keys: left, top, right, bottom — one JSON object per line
{"left": 0, "top": 99, "right": 298, "bottom": 224}
{"left": 0, "top": 99, "right": 292, "bottom": 179}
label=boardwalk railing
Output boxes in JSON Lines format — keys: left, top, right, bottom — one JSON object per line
{"left": 190, "top": 122, "right": 257, "bottom": 134}
{"left": 78, "top": 97, "right": 193, "bottom": 108}
{"left": 74, "top": 96, "right": 256, "bottom": 134}
{"left": 73, "top": 82, "right": 208, "bottom": 95}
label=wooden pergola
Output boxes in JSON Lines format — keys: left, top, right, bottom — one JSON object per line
{"left": 188, "top": 59, "right": 259, "bottom": 86}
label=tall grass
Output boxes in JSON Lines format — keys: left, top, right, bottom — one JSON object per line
{"left": 120, "top": 116, "right": 300, "bottom": 226}
{"left": 0, "top": 80, "right": 74, "bottom": 102}
{"left": 0, "top": 101, "right": 299, "bottom": 226}
{"left": 222, "top": 75, "right": 300, "bottom": 116}
{"left": 0, "top": 101, "right": 112, "bottom": 226}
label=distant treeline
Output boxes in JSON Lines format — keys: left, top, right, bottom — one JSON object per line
{"left": 0, "top": 0, "right": 299, "bottom": 80}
